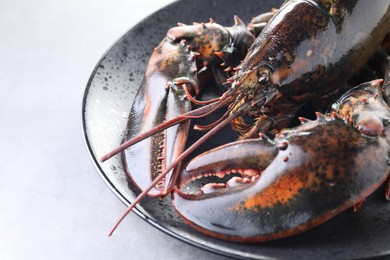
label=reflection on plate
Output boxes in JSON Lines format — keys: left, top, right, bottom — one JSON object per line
{"left": 82, "top": 0, "right": 390, "bottom": 259}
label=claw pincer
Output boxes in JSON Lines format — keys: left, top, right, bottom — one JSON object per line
{"left": 173, "top": 81, "right": 390, "bottom": 242}
{"left": 122, "top": 38, "right": 198, "bottom": 196}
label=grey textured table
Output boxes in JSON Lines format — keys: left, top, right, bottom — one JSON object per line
{"left": 0, "top": 0, "right": 227, "bottom": 259}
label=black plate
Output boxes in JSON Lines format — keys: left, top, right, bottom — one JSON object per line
{"left": 82, "top": 0, "right": 390, "bottom": 259}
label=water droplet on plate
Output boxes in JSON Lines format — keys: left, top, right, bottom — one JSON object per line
{"left": 121, "top": 112, "right": 128, "bottom": 119}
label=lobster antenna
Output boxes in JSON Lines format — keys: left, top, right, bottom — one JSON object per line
{"left": 194, "top": 93, "right": 244, "bottom": 131}
{"left": 182, "top": 84, "right": 223, "bottom": 105}
{"left": 194, "top": 111, "right": 230, "bottom": 131}
{"left": 100, "top": 97, "right": 232, "bottom": 162}
{"left": 108, "top": 111, "right": 240, "bottom": 236}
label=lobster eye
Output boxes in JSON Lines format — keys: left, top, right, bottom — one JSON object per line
{"left": 258, "top": 74, "right": 269, "bottom": 85}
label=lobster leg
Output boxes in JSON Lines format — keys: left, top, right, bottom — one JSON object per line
{"left": 172, "top": 80, "right": 390, "bottom": 242}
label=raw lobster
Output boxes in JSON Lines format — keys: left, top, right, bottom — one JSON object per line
{"left": 102, "top": 0, "right": 390, "bottom": 242}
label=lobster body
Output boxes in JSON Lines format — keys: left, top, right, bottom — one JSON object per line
{"left": 229, "top": 0, "right": 390, "bottom": 133}
{"left": 102, "top": 0, "right": 390, "bottom": 242}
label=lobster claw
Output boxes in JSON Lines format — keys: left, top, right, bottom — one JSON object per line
{"left": 172, "top": 80, "right": 390, "bottom": 242}
{"left": 122, "top": 18, "right": 257, "bottom": 197}
{"left": 123, "top": 38, "right": 198, "bottom": 196}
